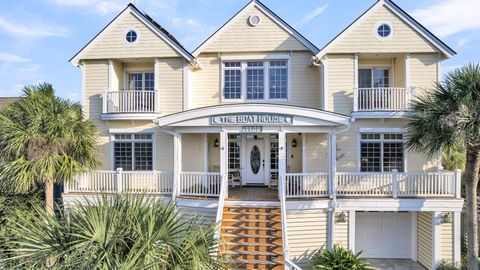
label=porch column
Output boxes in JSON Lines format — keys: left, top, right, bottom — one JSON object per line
{"left": 432, "top": 211, "right": 442, "bottom": 269}
{"left": 219, "top": 131, "right": 228, "bottom": 197}
{"left": 173, "top": 133, "right": 182, "bottom": 200}
{"left": 278, "top": 131, "right": 287, "bottom": 196}
{"left": 328, "top": 130, "right": 337, "bottom": 199}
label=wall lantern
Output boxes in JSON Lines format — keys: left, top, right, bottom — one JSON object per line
{"left": 292, "top": 138, "right": 297, "bottom": 148}
{"left": 335, "top": 212, "right": 347, "bottom": 223}
{"left": 214, "top": 138, "right": 219, "bottom": 148}
{"left": 441, "top": 212, "right": 453, "bottom": 224}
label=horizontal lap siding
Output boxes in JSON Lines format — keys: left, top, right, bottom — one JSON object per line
{"left": 290, "top": 52, "right": 321, "bottom": 109}
{"left": 418, "top": 212, "right": 433, "bottom": 269}
{"left": 409, "top": 53, "right": 438, "bottom": 97}
{"left": 202, "top": 5, "right": 307, "bottom": 53}
{"left": 287, "top": 209, "right": 328, "bottom": 270}
{"left": 329, "top": 5, "right": 437, "bottom": 54}
{"left": 335, "top": 212, "right": 349, "bottom": 247}
{"left": 157, "top": 58, "right": 184, "bottom": 115}
{"left": 305, "top": 133, "right": 328, "bottom": 172}
{"left": 182, "top": 134, "right": 205, "bottom": 171}
{"left": 441, "top": 215, "right": 454, "bottom": 263}
{"left": 82, "top": 11, "right": 181, "bottom": 60}
{"left": 190, "top": 54, "right": 220, "bottom": 108}
{"left": 177, "top": 205, "right": 216, "bottom": 225}
{"left": 327, "top": 54, "right": 355, "bottom": 116}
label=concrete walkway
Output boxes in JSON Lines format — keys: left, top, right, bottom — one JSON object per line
{"left": 367, "top": 259, "right": 426, "bottom": 270}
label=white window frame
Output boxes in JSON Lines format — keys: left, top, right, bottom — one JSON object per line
{"left": 109, "top": 128, "right": 157, "bottom": 171}
{"left": 125, "top": 71, "right": 155, "bottom": 91}
{"left": 220, "top": 55, "right": 290, "bottom": 102}
{"left": 356, "top": 128, "right": 407, "bottom": 173}
{"left": 358, "top": 65, "right": 394, "bottom": 88}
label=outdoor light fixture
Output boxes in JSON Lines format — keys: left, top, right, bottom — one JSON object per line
{"left": 441, "top": 212, "right": 453, "bottom": 224}
{"left": 214, "top": 138, "right": 219, "bottom": 148}
{"left": 292, "top": 138, "right": 297, "bottom": 148}
{"left": 335, "top": 212, "right": 347, "bottom": 223}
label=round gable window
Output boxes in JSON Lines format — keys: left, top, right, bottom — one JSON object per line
{"left": 125, "top": 30, "right": 138, "bottom": 43}
{"left": 248, "top": 15, "right": 261, "bottom": 26}
{"left": 375, "top": 23, "right": 393, "bottom": 40}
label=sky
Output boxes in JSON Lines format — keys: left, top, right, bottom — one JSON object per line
{"left": 0, "top": 0, "right": 479, "bottom": 101}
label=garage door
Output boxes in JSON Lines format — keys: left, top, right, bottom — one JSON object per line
{"left": 356, "top": 212, "right": 412, "bottom": 259}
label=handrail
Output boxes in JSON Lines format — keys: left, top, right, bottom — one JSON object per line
{"left": 279, "top": 175, "right": 296, "bottom": 269}
{"left": 213, "top": 174, "right": 228, "bottom": 242}
{"left": 353, "top": 87, "right": 413, "bottom": 112}
{"left": 285, "top": 258, "right": 302, "bottom": 270}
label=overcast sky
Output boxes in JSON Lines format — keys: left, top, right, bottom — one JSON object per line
{"left": 0, "top": 0, "right": 478, "bottom": 101}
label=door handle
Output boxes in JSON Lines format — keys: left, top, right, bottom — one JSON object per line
{"left": 262, "top": 159, "right": 265, "bottom": 169}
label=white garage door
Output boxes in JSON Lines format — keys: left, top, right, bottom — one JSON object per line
{"left": 356, "top": 212, "right": 412, "bottom": 259}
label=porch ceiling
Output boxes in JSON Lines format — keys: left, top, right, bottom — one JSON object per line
{"left": 155, "top": 103, "right": 351, "bottom": 127}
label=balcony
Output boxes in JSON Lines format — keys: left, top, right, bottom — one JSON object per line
{"left": 353, "top": 87, "right": 415, "bottom": 117}
{"left": 101, "top": 90, "right": 160, "bottom": 120}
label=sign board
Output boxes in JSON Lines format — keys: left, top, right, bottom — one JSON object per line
{"left": 210, "top": 114, "right": 293, "bottom": 126}
{"left": 241, "top": 126, "right": 263, "bottom": 133}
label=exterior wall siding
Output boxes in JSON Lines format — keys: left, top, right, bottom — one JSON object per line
{"left": 157, "top": 58, "right": 184, "bottom": 115}
{"left": 418, "top": 212, "right": 433, "bottom": 269}
{"left": 81, "top": 11, "right": 181, "bottom": 60}
{"left": 326, "top": 54, "right": 355, "bottom": 115}
{"left": 286, "top": 209, "right": 328, "bottom": 270}
{"left": 440, "top": 213, "right": 454, "bottom": 263}
{"left": 409, "top": 53, "right": 439, "bottom": 96}
{"left": 334, "top": 213, "right": 349, "bottom": 247}
{"left": 305, "top": 133, "right": 328, "bottom": 172}
{"left": 328, "top": 5, "right": 437, "bottom": 54}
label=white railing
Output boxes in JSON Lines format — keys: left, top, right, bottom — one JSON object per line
{"left": 178, "top": 172, "right": 222, "bottom": 197}
{"left": 64, "top": 169, "right": 173, "bottom": 194}
{"left": 279, "top": 175, "right": 295, "bottom": 269}
{"left": 102, "top": 90, "right": 160, "bottom": 114}
{"left": 354, "top": 87, "right": 414, "bottom": 112}
{"left": 213, "top": 174, "right": 228, "bottom": 244}
{"left": 336, "top": 172, "right": 394, "bottom": 197}
{"left": 285, "top": 173, "right": 329, "bottom": 198}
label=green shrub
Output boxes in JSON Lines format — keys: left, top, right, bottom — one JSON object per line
{"left": 312, "top": 244, "right": 373, "bottom": 270}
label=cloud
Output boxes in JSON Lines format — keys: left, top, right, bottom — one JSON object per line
{"left": 411, "top": 0, "right": 480, "bottom": 38}
{"left": 300, "top": 4, "right": 328, "bottom": 25}
{"left": 457, "top": 37, "right": 471, "bottom": 48}
{"left": 0, "top": 17, "right": 68, "bottom": 39}
{"left": 0, "top": 53, "right": 30, "bottom": 64}
{"left": 45, "top": 0, "right": 126, "bottom": 15}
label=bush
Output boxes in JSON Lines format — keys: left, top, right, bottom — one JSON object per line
{"left": 312, "top": 244, "right": 373, "bottom": 270}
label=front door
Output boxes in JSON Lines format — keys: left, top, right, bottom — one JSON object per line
{"left": 246, "top": 139, "right": 265, "bottom": 185}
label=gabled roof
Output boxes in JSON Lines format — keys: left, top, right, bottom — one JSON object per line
{"left": 69, "top": 3, "right": 194, "bottom": 66}
{"left": 316, "top": 0, "right": 456, "bottom": 59}
{"left": 192, "top": 0, "right": 319, "bottom": 57}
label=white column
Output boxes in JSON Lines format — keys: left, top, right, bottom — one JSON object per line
{"left": 173, "top": 133, "right": 182, "bottom": 200}
{"left": 302, "top": 133, "right": 307, "bottom": 173}
{"left": 353, "top": 54, "right": 359, "bottom": 111}
{"left": 278, "top": 131, "right": 287, "bottom": 196}
{"left": 219, "top": 131, "right": 228, "bottom": 197}
{"left": 348, "top": 210, "right": 356, "bottom": 251}
{"left": 453, "top": 211, "right": 461, "bottom": 265}
{"left": 432, "top": 211, "right": 442, "bottom": 269}
{"left": 328, "top": 130, "right": 337, "bottom": 199}
{"left": 322, "top": 57, "right": 329, "bottom": 110}
{"left": 203, "top": 134, "right": 208, "bottom": 172}
{"left": 405, "top": 53, "right": 410, "bottom": 89}
{"left": 154, "top": 58, "right": 160, "bottom": 113}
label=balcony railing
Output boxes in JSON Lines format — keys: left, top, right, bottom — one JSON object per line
{"left": 179, "top": 172, "right": 222, "bottom": 197}
{"left": 102, "top": 90, "right": 160, "bottom": 114}
{"left": 354, "top": 87, "right": 414, "bottom": 112}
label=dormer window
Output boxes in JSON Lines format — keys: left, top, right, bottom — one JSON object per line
{"left": 223, "top": 59, "right": 289, "bottom": 101}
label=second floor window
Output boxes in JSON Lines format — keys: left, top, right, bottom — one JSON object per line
{"left": 360, "top": 133, "right": 404, "bottom": 172}
{"left": 359, "top": 68, "right": 390, "bottom": 88}
{"left": 128, "top": 72, "right": 155, "bottom": 91}
{"left": 223, "top": 60, "right": 288, "bottom": 101}
{"left": 113, "top": 133, "right": 153, "bottom": 171}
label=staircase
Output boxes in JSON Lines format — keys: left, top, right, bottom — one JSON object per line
{"left": 220, "top": 206, "right": 284, "bottom": 270}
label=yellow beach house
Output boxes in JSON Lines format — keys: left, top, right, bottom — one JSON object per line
{"left": 64, "top": 0, "right": 462, "bottom": 269}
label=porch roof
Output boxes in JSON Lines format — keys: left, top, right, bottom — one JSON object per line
{"left": 155, "top": 103, "right": 351, "bottom": 127}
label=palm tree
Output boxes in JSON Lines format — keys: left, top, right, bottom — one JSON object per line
{"left": 407, "top": 63, "right": 480, "bottom": 270}
{"left": 3, "top": 195, "right": 226, "bottom": 269}
{"left": 0, "top": 83, "right": 98, "bottom": 214}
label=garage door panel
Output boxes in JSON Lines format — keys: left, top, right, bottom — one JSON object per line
{"left": 356, "top": 212, "right": 412, "bottom": 259}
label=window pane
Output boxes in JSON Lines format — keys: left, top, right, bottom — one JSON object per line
{"left": 384, "top": 133, "right": 403, "bottom": 140}
{"left": 246, "top": 61, "right": 264, "bottom": 100}
{"left": 360, "top": 142, "right": 381, "bottom": 172}
{"left": 224, "top": 62, "right": 241, "bottom": 99}
{"left": 373, "top": 68, "right": 390, "bottom": 87}
{"left": 134, "top": 134, "right": 152, "bottom": 140}
{"left": 361, "top": 133, "right": 381, "bottom": 140}
{"left": 383, "top": 142, "right": 404, "bottom": 172}
{"left": 114, "top": 142, "right": 133, "bottom": 170}
{"left": 358, "top": 69, "right": 372, "bottom": 88}
{"left": 270, "top": 141, "right": 279, "bottom": 170}
{"left": 134, "top": 142, "right": 153, "bottom": 171}
{"left": 269, "top": 61, "right": 287, "bottom": 99}
{"left": 228, "top": 141, "right": 240, "bottom": 171}
{"left": 128, "top": 73, "right": 143, "bottom": 91}
{"left": 144, "top": 73, "right": 155, "bottom": 91}
{"left": 114, "top": 134, "right": 132, "bottom": 140}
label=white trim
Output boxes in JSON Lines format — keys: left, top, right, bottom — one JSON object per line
{"left": 358, "top": 127, "right": 407, "bottom": 133}
{"left": 454, "top": 211, "right": 461, "bottom": 265}
{"left": 405, "top": 53, "right": 410, "bottom": 88}
{"left": 327, "top": 210, "right": 335, "bottom": 250}
{"left": 353, "top": 54, "right": 358, "bottom": 89}
{"left": 109, "top": 127, "right": 157, "bottom": 134}
{"left": 411, "top": 212, "right": 418, "bottom": 261}
{"left": 192, "top": 1, "right": 318, "bottom": 57}
{"left": 220, "top": 54, "right": 291, "bottom": 61}
{"left": 108, "top": 128, "right": 157, "bottom": 171}
{"left": 102, "top": 113, "right": 160, "bottom": 120}
{"left": 316, "top": 0, "right": 455, "bottom": 59}
{"left": 374, "top": 21, "right": 394, "bottom": 41}
{"left": 302, "top": 134, "right": 307, "bottom": 173}
{"left": 248, "top": 14, "right": 262, "bottom": 27}
{"left": 123, "top": 27, "right": 140, "bottom": 45}
{"left": 432, "top": 211, "right": 442, "bottom": 269}
{"left": 108, "top": 59, "right": 114, "bottom": 91}
{"left": 182, "top": 59, "right": 189, "bottom": 111}
{"left": 70, "top": 6, "right": 193, "bottom": 66}
{"left": 203, "top": 134, "right": 208, "bottom": 172}
{"left": 348, "top": 210, "right": 356, "bottom": 251}
{"left": 351, "top": 111, "right": 411, "bottom": 119}
{"left": 80, "top": 62, "right": 85, "bottom": 108}
{"left": 322, "top": 58, "right": 329, "bottom": 110}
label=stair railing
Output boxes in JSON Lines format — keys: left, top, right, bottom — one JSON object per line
{"left": 280, "top": 175, "right": 302, "bottom": 270}
{"left": 213, "top": 173, "right": 228, "bottom": 243}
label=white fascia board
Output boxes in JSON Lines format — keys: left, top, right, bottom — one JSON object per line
{"left": 101, "top": 113, "right": 160, "bottom": 121}
{"left": 220, "top": 54, "right": 291, "bottom": 61}
{"left": 352, "top": 111, "right": 411, "bottom": 119}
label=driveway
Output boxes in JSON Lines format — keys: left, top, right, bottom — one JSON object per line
{"left": 366, "top": 259, "right": 426, "bottom": 270}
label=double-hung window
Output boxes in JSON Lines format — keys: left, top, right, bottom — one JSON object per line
{"left": 113, "top": 133, "right": 153, "bottom": 171}
{"left": 223, "top": 60, "right": 288, "bottom": 101}
{"left": 360, "top": 133, "right": 404, "bottom": 172}
{"left": 127, "top": 72, "right": 155, "bottom": 91}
